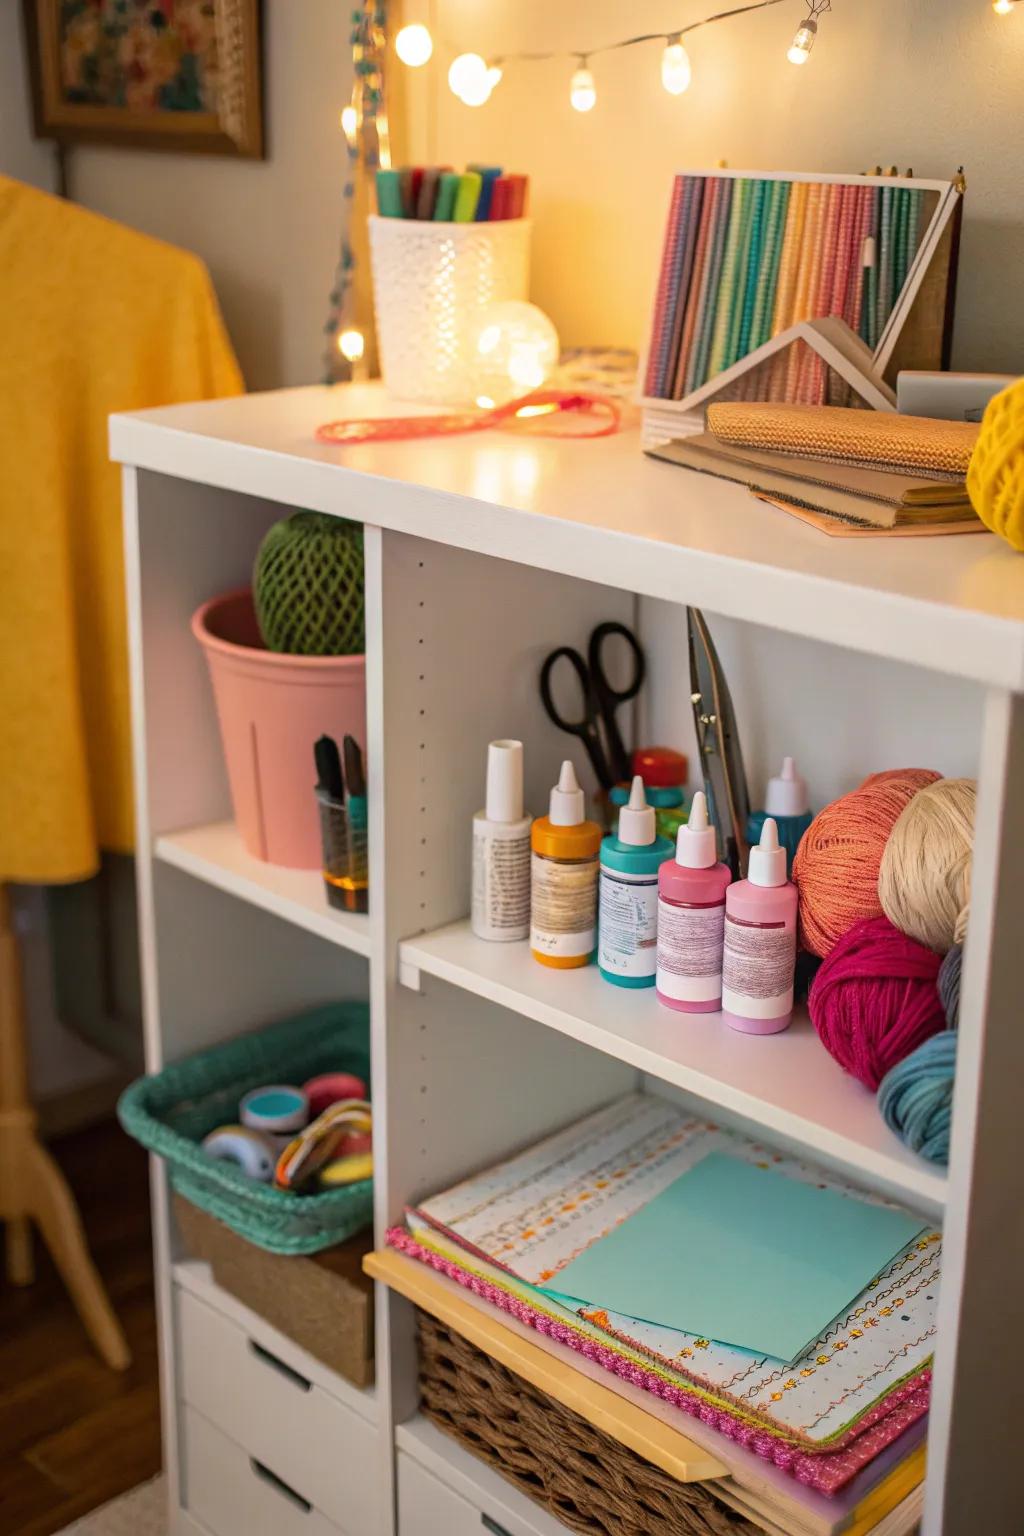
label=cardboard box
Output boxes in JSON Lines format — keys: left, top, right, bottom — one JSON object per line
{"left": 175, "top": 1195, "right": 374, "bottom": 1388}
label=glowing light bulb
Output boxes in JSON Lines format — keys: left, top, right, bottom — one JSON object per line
{"left": 395, "top": 23, "right": 433, "bottom": 66}
{"left": 993, "top": 0, "right": 1015, "bottom": 15}
{"left": 661, "top": 39, "right": 691, "bottom": 95}
{"left": 787, "top": 18, "right": 817, "bottom": 63}
{"left": 486, "top": 64, "right": 503, "bottom": 91}
{"left": 448, "top": 52, "right": 491, "bottom": 103}
{"left": 570, "top": 63, "right": 596, "bottom": 112}
{"left": 468, "top": 301, "right": 560, "bottom": 406}
{"left": 338, "top": 328, "right": 365, "bottom": 362}
{"left": 340, "top": 105, "right": 357, "bottom": 142}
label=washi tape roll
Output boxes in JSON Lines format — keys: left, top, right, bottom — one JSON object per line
{"left": 319, "top": 1150, "right": 374, "bottom": 1187}
{"left": 240, "top": 1084, "right": 309, "bottom": 1135}
{"left": 201, "top": 1125, "right": 278, "bottom": 1183}
{"left": 303, "top": 1072, "right": 368, "bottom": 1118}
{"left": 274, "top": 1101, "right": 372, "bottom": 1192}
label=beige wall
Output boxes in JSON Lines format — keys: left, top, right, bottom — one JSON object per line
{"left": 2, "top": 0, "right": 355, "bottom": 390}
{"left": 408, "top": 0, "right": 1024, "bottom": 373}
{"left": 6, "top": 2, "right": 1021, "bottom": 382}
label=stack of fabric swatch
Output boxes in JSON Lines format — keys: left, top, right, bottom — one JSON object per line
{"left": 388, "top": 1095, "right": 936, "bottom": 1529}
{"left": 648, "top": 402, "right": 982, "bottom": 533}
{"left": 644, "top": 175, "right": 928, "bottom": 407}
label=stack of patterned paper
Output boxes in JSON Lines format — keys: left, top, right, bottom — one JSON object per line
{"left": 389, "top": 1095, "right": 937, "bottom": 1510}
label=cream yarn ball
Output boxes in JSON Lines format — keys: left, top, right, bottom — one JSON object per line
{"left": 878, "top": 778, "right": 976, "bottom": 955}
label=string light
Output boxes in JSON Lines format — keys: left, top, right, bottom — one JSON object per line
{"left": 993, "top": 0, "right": 1015, "bottom": 14}
{"left": 661, "top": 36, "right": 692, "bottom": 93}
{"left": 410, "top": 1, "right": 841, "bottom": 110}
{"left": 570, "top": 59, "right": 597, "bottom": 112}
{"left": 338, "top": 328, "right": 366, "bottom": 362}
{"left": 395, "top": 22, "right": 433, "bottom": 66}
{"left": 340, "top": 104, "right": 357, "bottom": 142}
{"left": 448, "top": 51, "right": 497, "bottom": 106}
{"left": 787, "top": 18, "right": 816, "bottom": 60}
{"left": 787, "top": 0, "right": 830, "bottom": 62}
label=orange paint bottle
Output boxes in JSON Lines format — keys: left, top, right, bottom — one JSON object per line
{"left": 530, "top": 761, "right": 602, "bottom": 969}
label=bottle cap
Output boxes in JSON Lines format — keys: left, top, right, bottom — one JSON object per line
{"left": 748, "top": 817, "right": 788, "bottom": 887}
{"left": 631, "top": 745, "right": 688, "bottom": 789}
{"left": 674, "top": 790, "right": 717, "bottom": 869}
{"left": 764, "top": 756, "right": 809, "bottom": 818}
{"left": 485, "top": 739, "right": 525, "bottom": 823}
{"left": 616, "top": 776, "right": 656, "bottom": 847}
{"left": 549, "top": 760, "right": 586, "bottom": 827}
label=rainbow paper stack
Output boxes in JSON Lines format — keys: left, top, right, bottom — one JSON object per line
{"left": 644, "top": 174, "right": 927, "bottom": 408}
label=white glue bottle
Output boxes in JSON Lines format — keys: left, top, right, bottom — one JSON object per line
{"left": 721, "top": 818, "right": 798, "bottom": 1034}
{"left": 471, "top": 740, "right": 532, "bottom": 942}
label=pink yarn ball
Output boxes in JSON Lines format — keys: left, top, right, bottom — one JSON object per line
{"left": 808, "top": 915, "right": 945, "bottom": 1090}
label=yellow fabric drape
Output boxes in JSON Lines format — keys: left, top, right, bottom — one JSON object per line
{"left": 0, "top": 176, "right": 243, "bottom": 884}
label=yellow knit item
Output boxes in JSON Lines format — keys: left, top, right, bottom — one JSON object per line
{"left": 0, "top": 177, "right": 243, "bottom": 883}
{"left": 967, "top": 376, "right": 1024, "bottom": 553}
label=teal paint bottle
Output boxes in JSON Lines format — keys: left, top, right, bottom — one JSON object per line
{"left": 598, "top": 777, "right": 674, "bottom": 988}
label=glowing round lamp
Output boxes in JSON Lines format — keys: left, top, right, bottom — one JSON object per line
{"left": 396, "top": 23, "right": 433, "bottom": 66}
{"left": 467, "top": 302, "right": 560, "bottom": 406}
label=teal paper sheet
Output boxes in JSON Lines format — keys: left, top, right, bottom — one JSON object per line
{"left": 543, "top": 1152, "right": 927, "bottom": 1363}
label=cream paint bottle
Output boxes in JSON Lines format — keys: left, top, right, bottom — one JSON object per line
{"left": 472, "top": 740, "right": 532, "bottom": 941}
{"left": 721, "top": 817, "right": 798, "bottom": 1034}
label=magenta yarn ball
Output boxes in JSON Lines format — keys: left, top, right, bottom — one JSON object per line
{"left": 808, "top": 915, "right": 945, "bottom": 1091}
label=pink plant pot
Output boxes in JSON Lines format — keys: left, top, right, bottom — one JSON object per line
{"left": 192, "top": 589, "right": 367, "bottom": 869}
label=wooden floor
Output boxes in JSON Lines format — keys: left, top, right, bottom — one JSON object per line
{"left": 0, "top": 1119, "right": 161, "bottom": 1536}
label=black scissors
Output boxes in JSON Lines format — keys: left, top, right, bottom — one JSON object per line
{"left": 539, "top": 622, "right": 646, "bottom": 791}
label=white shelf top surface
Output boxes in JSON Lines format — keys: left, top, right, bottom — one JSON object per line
{"left": 155, "top": 820, "right": 371, "bottom": 957}
{"left": 110, "top": 383, "right": 1024, "bottom": 689}
{"left": 399, "top": 920, "right": 947, "bottom": 1214}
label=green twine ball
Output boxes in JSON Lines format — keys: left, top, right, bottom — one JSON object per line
{"left": 253, "top": 512, "right": 365, "bottom": 656}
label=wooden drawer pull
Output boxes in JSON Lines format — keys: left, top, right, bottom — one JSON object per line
{"left": 247, "top": 1338, "right": 312, "bottom": 1392}
{"left": 249, "top": 1456, "right": 312, "bottom": 1513}
{"left": 481, "top": 1517, "right": 514, "bottom": 1536}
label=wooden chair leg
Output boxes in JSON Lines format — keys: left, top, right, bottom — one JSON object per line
{"left": 1, "top": 883, "right": 130, "bottom": 1371}
{"left": 24, "top": 1138, "right": 131, "bottom": 1371}
{"left": 6, "top": 1214, "right": 34, "bottom": 1286}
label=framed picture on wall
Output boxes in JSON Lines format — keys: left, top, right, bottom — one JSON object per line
{"left": 22, "top": 0, "right": 264, "bottom": 158}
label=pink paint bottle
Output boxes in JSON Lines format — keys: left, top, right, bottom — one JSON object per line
{"left": 721, "top": 818, "right": 798, "bottom": 1035}
{"left": 655, "top": 791, "right": 732, "bottom": 1012}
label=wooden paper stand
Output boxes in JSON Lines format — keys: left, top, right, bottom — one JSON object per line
{"left": 0, "top": 886, "right": 130, "bottom": 1370}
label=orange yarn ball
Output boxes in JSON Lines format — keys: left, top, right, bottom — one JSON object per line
{"left": 792, "top": 768, "right": 941, "bottom": 958}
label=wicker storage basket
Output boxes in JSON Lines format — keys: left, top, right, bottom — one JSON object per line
{"left": 415, "top": 1309, "right": 759, "bottom": 1536}
{"left": 118, "top": 1003, "right": 372, "bottom": 1255}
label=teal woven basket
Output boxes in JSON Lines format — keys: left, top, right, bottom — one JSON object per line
{"left": 117, "top": 1003, "right": 372, "bottom": 1255}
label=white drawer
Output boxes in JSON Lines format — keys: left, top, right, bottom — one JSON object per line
{"left": 398, "top": 1453, "right": 483, "bottom": 1536}
{"left": 176, "top": 1286, "right": 380, "bottom": 1536}
{"left": 183, "top": 1405, "right": 343, "bottom": 1536}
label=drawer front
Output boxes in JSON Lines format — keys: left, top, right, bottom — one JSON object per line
{"left": 177, "top": 1286, "right": 380, "bottom": 1536}
{"left": 184, "top": 1405, "right": 342, "bottom": 1536}
{"left": 398, "top": 1454, "right": 482, "bottom": 1536}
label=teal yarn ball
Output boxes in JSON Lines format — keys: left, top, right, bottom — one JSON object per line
{"left": 254, "top": 512, "right": 365, "bottom": 656}
{"left": 878, "top": 1030, "right": 957, "bottom": 1166}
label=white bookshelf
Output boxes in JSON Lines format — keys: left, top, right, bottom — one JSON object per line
{"left": 114, "top": 382, "right": 1024, "bottom": 1536}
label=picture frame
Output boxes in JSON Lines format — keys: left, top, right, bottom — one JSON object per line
{"left": 22, "top": 0, "right": 264, "bottom": 159}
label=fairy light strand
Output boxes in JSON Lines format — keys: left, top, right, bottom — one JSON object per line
{"left": 322, "top": 1, "right": 392, "bottom": 384}
{"left": 432, "top": 0, "right": 845, "bottom": 108}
